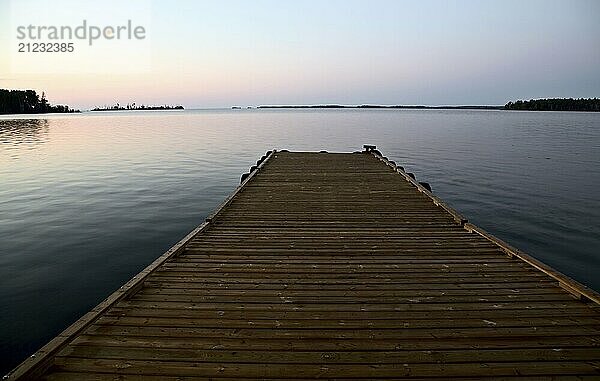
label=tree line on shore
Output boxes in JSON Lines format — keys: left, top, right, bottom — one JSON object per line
{"left": 505, "top": 98, "right": 599, "bottom": 111}
{"left": 2, "top": 89, "right": 597, "bottom": 114}
{"left": 0, "top": 89, "right": 79, "bottom": 114}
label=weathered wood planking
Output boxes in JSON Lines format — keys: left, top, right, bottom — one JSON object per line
{"left": 6, "top": 149, "right": 600, "bottom": 380}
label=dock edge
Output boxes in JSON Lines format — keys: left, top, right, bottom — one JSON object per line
{"left": 3, "top": 150, "right": 277, "bottom": 380}
{"left": 365, "top": 145, "right": 600, "bottom": 306}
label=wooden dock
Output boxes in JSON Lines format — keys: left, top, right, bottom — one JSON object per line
{"left": 7, "top": 147, "right": 600, "bottom": 379}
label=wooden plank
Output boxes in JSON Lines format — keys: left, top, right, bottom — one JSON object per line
{"left": 96, "top": 315, "right": 600, "bottom": 329}
{"left": 142, "top": 276, "right": 560, "bottom": 287}
{"left": 84, "top": 324, "right": 600, "bottom": 340}
{"left": 49, "top": 358, "right": 600, "bottom": 378}
{"left": 105, "top": 307, "right": 600, "bottom": 321}
{"left": 125, "top": 291, "right": 578, "bottom": 302}
{"left": 70, "top": 334, "right": 600, "bottom": 351}
{"left": 56, "top": 346, "right": 600, "bottom": 364}
{"left": 139, "top": 284, "right": 567, "bottom": 294}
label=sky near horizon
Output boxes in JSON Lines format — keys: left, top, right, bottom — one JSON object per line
{"left": 1, "top": 0, "right": 599, "bottom": 109}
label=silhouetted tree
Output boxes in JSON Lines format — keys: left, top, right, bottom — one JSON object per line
{"left": 0, "top": 89, "right": 79, "bottom": 114}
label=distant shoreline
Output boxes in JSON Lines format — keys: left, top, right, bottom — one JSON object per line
{"left": 252, "top": 98, "right": 599, "bottom": 112}
{"left": 256, "top": 105, "right": 503, "bottom": 110}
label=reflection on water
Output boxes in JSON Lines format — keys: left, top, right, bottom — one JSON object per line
{"left": 0, "top": 119, "right": 49, "bottom": 158}
{"left": 0, "top": 109, "right": 599, "bottom": 374}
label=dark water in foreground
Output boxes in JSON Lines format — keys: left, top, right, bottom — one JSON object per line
{"left": 1, "top": 109, "right": 599, "bottom": 373}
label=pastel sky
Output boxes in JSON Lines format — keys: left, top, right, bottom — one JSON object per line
{"left": 1, "top": 0, "right": 599, "bottom": 109}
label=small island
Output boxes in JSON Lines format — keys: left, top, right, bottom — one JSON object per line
{"left": 91, "top": 103, "right": 184, "bottom": 111}
{"left": 0, "top": 89, "right": 79, "bottom": 114}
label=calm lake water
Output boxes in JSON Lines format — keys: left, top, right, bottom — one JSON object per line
{"left": 1, "top": 109, "right": 599, "bottom": 373}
